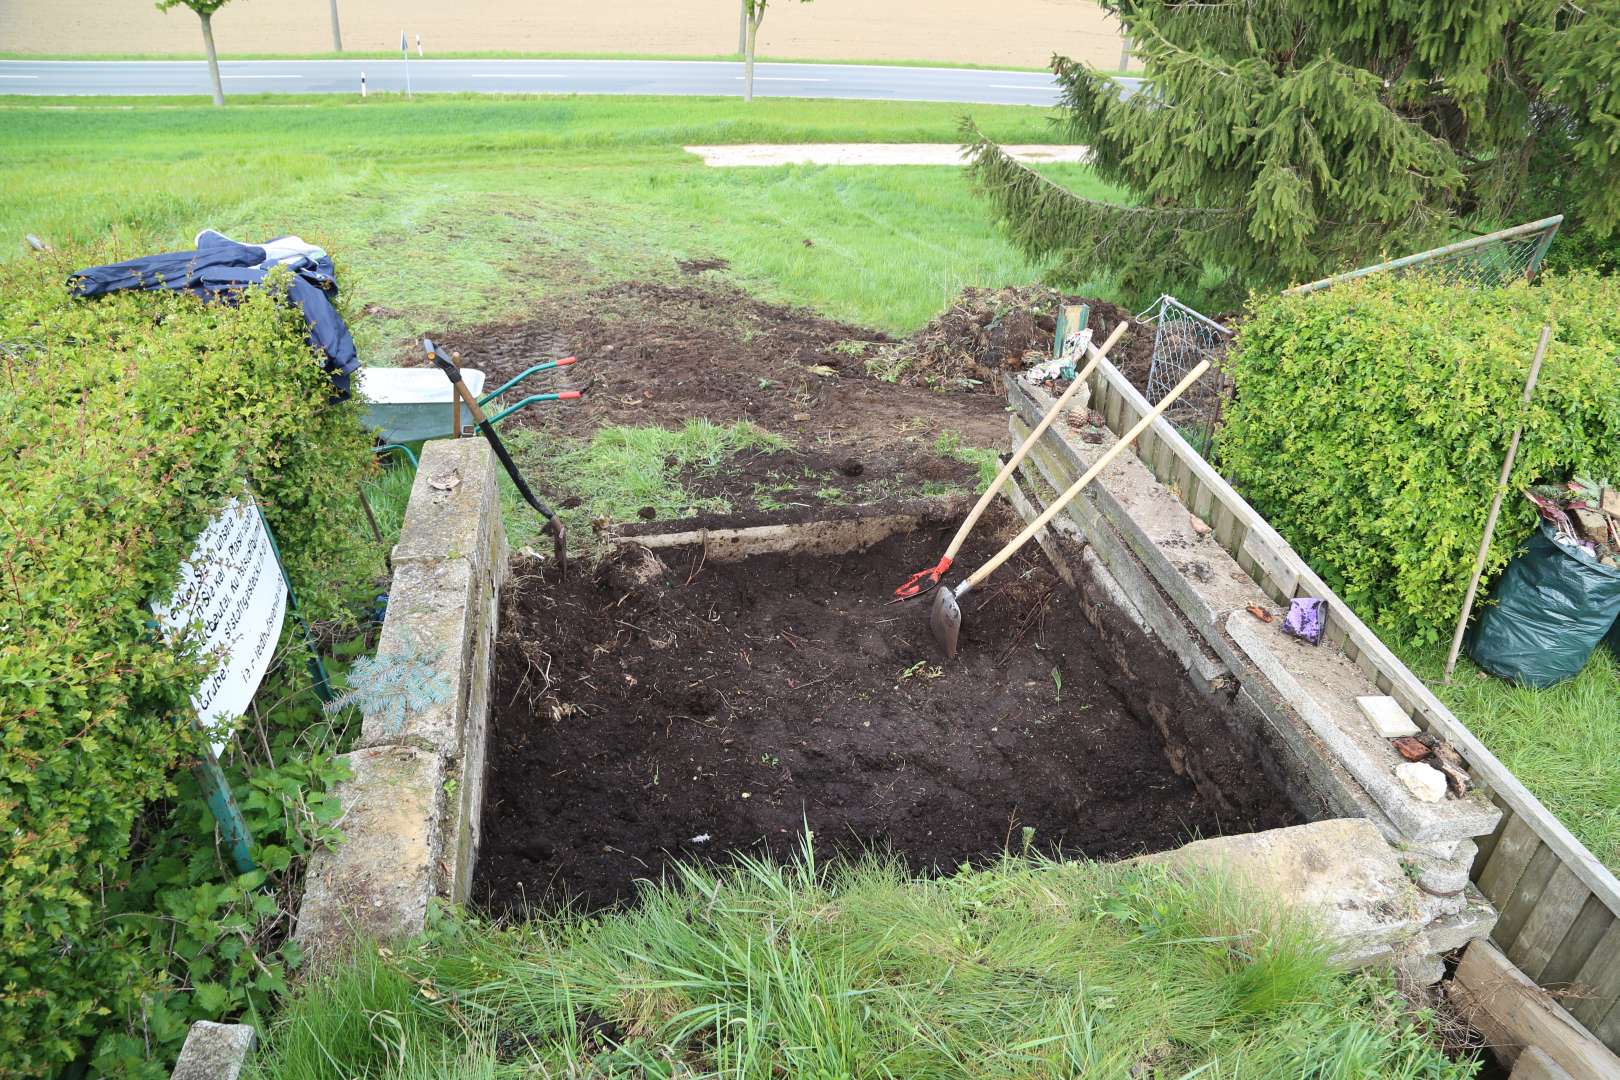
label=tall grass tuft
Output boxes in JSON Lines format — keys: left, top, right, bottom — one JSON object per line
{"left": 251, "top": 838, "right": 1476, "bottom": 1078}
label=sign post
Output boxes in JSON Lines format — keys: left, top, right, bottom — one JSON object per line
{"left": 154, "top": 493, "right": 293, "bottom": 873}
{"left": 401, "top": 30, "right": 413, "bottom": 99}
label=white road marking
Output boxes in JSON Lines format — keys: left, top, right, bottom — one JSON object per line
{"left": 734, "top": 76, "right": 831, "bottom": 82}
{"left": 989, "top": 83, "right": 1053, "bottom": 90}
{"left": 0, "top": 75, "right": 40, "bottom": 79}
{"left": 220, "top": 74, "right": 303, "bottom": 79}
{"left": 469, "top": 73, "right": 566, "bottom": 78}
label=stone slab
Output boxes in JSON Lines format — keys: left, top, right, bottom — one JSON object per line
{"left": 1227, "top": 610, "right": 1501, "bottom": 844}
{"left": 391, "top": 436, "right": 502, "bottom": 570}
{"left": 1139, "top": 818, "right": 1427, "bottom": 967}
{"left": 294, "top": 745, "right": 446, "bottom": 961}
{"left": 171, "top": 1021, "right": 255, "bottom": 1080}
{"left": 356, "top": 557, "right": 476, "bottom": 758}
{"left": 1359, "top": 694, "right": 1421, "bottom": 738}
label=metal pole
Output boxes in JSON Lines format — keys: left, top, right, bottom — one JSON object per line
{"left": 1285, "top": 216, "right": 1565, "bottom": 296}
{"left": 194, "top": 735, "right": 255, "bottom": 873}
{"left": 1442, "top": 325, "right": 1551, "bottom": 684}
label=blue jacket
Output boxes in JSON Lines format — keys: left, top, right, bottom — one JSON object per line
{"left": 69, "top": 231, "right": 359, "bottom": 399}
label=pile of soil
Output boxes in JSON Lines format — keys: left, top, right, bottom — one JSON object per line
{"left": 476, "top": 516, "right": 1299, "bottom": 913}
{"left": 877, "top": 286, "right": 1155, "bottom": 393}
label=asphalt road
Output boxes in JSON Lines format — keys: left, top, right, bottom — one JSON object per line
{"left": 0, "top": 57, "right": 1141, "bottom": 105}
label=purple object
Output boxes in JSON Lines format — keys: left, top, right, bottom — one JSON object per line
{"left": 1282, "top": 597, "right": 1326, "bottom": 645}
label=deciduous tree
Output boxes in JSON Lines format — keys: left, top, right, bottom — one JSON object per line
{"left": 742, "top": 0, "right": 811, "bottom": 103}
{"left": 155, "top": 0, "right": 234, "bottom": 106}
{"left": 966, "top": 0, "right": 1620, "bottom": 299}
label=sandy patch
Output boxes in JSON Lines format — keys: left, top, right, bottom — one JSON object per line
{"left": 2, "top": 0, "right": 1126, "bottom": 71}
{"left": 685, "top": 143, "right": 1093, "bottom": 166}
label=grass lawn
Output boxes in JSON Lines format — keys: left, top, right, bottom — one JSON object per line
{"left": 0, "top": 94, "right": 1124, "bottom": 343}
{"left": 248, "top": 844, "right": 1473, "bottom": 1079}
{"left": 1408, "top": 646, "right": 1620, "bottom": 872}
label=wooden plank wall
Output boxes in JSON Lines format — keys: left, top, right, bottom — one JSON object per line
{"left": 1076, "top": 361, "right": 1620, "bottom": 1050}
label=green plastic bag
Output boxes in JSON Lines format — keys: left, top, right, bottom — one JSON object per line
{"left": 1467, "top": 522, "right": 1620, "bottom": 688}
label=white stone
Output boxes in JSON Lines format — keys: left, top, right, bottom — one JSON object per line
{"left": 1397, "top": 762, "right": 1448, "bottom": 803}
{"left": 1358, "top": 695, "right": 1421, "bottom": 738}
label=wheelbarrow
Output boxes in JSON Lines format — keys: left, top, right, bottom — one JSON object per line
{"left": 357, "top": 355, "right": 581, "bottom": 444}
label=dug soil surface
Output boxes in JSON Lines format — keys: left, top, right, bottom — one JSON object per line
{"left": 431, "top": 280, "right": 1155, "bottom": 521}
{"left": 477, "top": 515, "right": 1299, "bottom": 913}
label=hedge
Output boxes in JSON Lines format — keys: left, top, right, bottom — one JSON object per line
{"left": 1218, "top": 272, "right": 1620, "bottom": 646}
{"left": 0, "top": 248, "right": 378, "bottom": 1076}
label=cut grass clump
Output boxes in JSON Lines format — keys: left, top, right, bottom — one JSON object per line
{"left": 250, "top": 841, "right": 1474, "bottom": 1078}
{"left": 935, "top": 430, "right": 1001, "bottom": 490}
{"left": 494, "top": 421, "right": 786, "bottom": 547}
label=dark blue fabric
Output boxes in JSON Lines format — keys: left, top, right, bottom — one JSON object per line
{"left": 69, "top": 231, "right": 358, "bottom": 399}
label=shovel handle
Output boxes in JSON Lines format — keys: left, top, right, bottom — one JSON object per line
{"left": 941, "top": 320, "right": 1128, "bottom": 564}
{"left": 961, "top": 358, "right": 1211, "bottom": 594}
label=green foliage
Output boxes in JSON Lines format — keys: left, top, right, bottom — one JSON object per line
{"left": 90, "top": 661, "right": 353, "bottom": 1078}
{"left": 250, "top": 843, "right": 1474, "bottom": 1078}
{"left": 966, "top": 0, "right": 1620, "bottom": 300}
{"left": 0, "top": 248, "right": 379, "bottom": 1075}
{"left": 1217, "top": 272, "right": 1620, "bottom": 646}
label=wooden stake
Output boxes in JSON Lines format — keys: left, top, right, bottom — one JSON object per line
{"left": 1443, "top": 325, "right": 1551, "bottom": 684}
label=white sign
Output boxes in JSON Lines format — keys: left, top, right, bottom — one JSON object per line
{"left": 153, "top": 494, "right": 287, "bottom": 755}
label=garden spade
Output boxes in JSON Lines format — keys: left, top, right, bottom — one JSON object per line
{"left": 931, "top": 359, "right": 1211, "bottom": 657}
{"left": 423, "top": 337, "right": 569, "bottom": 576}
{"left": 893, "top": 320, "right": 1130, "bottom": 600}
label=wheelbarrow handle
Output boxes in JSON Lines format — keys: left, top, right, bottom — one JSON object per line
{"left": 479, "top": 356, "right": 579, "bottom": 405}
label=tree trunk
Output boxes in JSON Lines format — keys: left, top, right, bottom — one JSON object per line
{"left": 328, "top": 0, "right": 343, "bottom": 52}
{"left": 737, "top": 0, "right": 748, "bottom": 55}
{"left": 744, "top": 8, "right": 761, "bottom": 103}
{"left": 199, "top": 11, "right": 224, "bottom": 107}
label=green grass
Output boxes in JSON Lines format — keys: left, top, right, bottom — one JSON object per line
{"left": 0, "top": 49, "right": 1087, "bottom": 73}
{"left": 1408, "top": 645, "right": 1620, "bottom": 871}
{"left": 0, "top": 94, "right": 1124, "bottom": 342}
{"left": 247, "top": 842, "right": 1474, "bottom": 1079}
{"left": 489, "top": 421, "right": 786, "bottom": 550}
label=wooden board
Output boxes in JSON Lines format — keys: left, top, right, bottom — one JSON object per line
{"left": 1452, "top": 939, "right": 1620, "bottom": 1077}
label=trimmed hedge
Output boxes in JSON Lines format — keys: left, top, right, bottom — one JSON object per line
{"left": 0, "top": 248, "right": 378, "bottom": 1076}
{"left": 1218, "top": 272, "right": 1620, "bottom": 646}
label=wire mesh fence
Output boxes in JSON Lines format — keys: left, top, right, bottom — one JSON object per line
{"left": 1141, "top": 294, "right": 1233, "bottom": 455}
{"left": 1284, "top": 216, "right": 1563, "bottom": 296}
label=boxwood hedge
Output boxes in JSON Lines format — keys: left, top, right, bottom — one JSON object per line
{"left": 1218, "top": 272, "right": 1620, "bottom": 646}
{"left": 0, "top": 248, "right": 378, "bottom": 1075}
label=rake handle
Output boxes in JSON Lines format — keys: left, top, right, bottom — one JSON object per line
{"left": 941, "top": 321, "right": 1129, "bottom": 565}
{"left": 961, "top": 358, "right": 1211, "bottom": 594}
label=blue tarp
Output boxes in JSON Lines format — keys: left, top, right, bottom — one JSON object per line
{"left": 69, "top": 230, "right": 359, "bottom": 399}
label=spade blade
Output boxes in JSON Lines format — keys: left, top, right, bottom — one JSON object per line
{"left": 930, "top": 585, "right": 962, "bottom": 658}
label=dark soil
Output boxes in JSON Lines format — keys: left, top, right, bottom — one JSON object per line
{"left": 476, "top": 515, "right": 1299, "bottom": 914}
{"left": 429, "top": 280, "right": 1156, "bottom": 460}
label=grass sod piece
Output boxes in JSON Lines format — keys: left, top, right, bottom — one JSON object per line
{"left": 248, "top": 844, "right": 1476, "bottom": 1079}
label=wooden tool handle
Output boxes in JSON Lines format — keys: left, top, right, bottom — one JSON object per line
{"left": 941, "top": 320, "right": 1129, "bottom": 563}
{"left": 962, "top": 358, "right": 1211, "bottom": 593}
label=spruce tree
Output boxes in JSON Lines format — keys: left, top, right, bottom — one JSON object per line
{"left": 965, "top": 0, "right": 1620, "bottom": 299}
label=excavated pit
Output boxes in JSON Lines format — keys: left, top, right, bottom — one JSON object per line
{"left": 475, "top": 513, "right": 1299, "bottom": 913}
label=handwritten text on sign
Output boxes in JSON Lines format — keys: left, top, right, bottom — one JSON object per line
{"left": 153, "top": 495, "right": 287, "bottom": 755}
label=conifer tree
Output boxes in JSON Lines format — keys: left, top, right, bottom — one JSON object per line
{"left": 965, "top": 0, "right": 1620, "bottom": 298}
